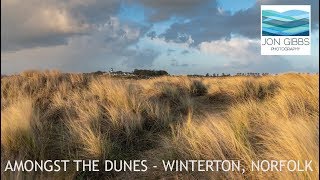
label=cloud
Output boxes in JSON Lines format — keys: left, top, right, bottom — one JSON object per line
{"left": 227, "top": 0, "right": 319, "bottom": 39}
{"left": 199, "top": 37, "right": 260, "bottom": 59}
{"left": 137, "top": 0, "right": 216, "bottom": 22}
{"left": 1, "top": 0, "right": 318, "bottom": 75}
{"left": 197, "top": 36, "right": 289, "bottom": 73}
{"left": 121, "top": 49, "right": 160, "bottom": 68}
{"left": 167, "top": 49, "right": 175, "bottom": 56}
{"left": 221, "top": 57, "right": 295, "bottom": 74}
{"left": 1, "top": 0, "right": 121, "bottom": 51}
{"left": 197, "top": 35, "right": 318, "bottom": 74}
{"left": 181, "top": 50, "right": 189, "bottom": 54}
{"left": 1, "top": 17, "right": 159, "bottom": 74}
{"left": 155, "top": 0, "right": 319, "bottom": 45}
{"left": 170, "top": 59, "right": 189, "bottom": 67}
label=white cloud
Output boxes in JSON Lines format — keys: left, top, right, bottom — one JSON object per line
{"left": 198, "top": 36, "right": 260, "bottom": 59}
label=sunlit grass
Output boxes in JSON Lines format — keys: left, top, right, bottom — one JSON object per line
{"left": 1, "top": 70, "right": 318, "bottom": 179}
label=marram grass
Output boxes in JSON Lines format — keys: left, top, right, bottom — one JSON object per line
{"left": 1, "top": 70, "right": 318, "bottom": 179}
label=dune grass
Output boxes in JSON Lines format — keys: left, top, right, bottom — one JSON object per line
{"left": 1, "top": 70, "right": 318, "bottom": 179}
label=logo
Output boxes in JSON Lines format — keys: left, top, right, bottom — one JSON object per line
{"left": 261, "top": 5, "right": 311, "bottom": 55}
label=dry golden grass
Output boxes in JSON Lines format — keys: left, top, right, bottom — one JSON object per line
{"left": 1, "top": 70, "right": 319, "bottom": 179}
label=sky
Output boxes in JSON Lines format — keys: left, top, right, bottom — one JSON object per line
{"left": 1, "top": 0, "right": 319, "bottom": 75}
